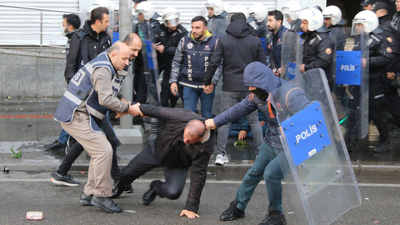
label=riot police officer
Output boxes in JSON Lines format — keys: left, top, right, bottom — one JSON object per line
{"left": 205, "top": 0, "right": 228, "bottom": 38}
{"left": 299, "top": 8, "right": 335, "bottom": 88}
{"left": 372, "top": 1, "right": 400, "bottom": 138}
{"left": 249, "top": 3, "right": 271, "bottom": 57}
{"left": 323, "top": 5, "right": 347, "bottom": 51}
{"left": 134, "top": 1, "right": 161, "bottom": 103}
{"left": 282, "top": 1, "right": 302, "bottom": 32}
{"left": 355, "top": 10, "right": 395, "bottom": 152}
{"left": 157, "top": 7, "right": 188, "bottom": 107}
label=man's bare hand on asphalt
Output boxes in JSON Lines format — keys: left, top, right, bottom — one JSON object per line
{"left": 180, "top": 210, "right": 199, "bottom": 219}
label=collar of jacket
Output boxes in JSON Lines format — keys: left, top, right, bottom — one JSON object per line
{"left": 83, "top": 20, "right": 107, "bottom": 40}
{"left": 379, "top": 14, "right": 391, "bottom": 24}
{"left": 272, "top": 25, "right": 285, "bottom": 39}
{"left": 66, "top": 29, "right": 79, "bottom": 39}
{"left": 189, "top": 30, "right": 213, "bottom": 43}
{"left": 301, "top": 30, "right": 318, "bottom": 40}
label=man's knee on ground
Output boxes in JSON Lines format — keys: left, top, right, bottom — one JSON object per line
{"left": 162, "top": 186, "right": 183, "bottom": 200}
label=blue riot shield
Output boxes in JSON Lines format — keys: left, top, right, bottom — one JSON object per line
{"left": 333, "top": 31, "right": 369, "bottom": 139}
{"left": 270, "top": 68, "right": 361, "bottom": 225}
{"left": 280, "top": 30, "right": 302, "bottom": 80}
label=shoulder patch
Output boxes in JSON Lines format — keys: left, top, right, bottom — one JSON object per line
{"left": 187, "top": 42, "right": 194, "bottom": 49}
{"left": 387, "top": 47, "right": 393, "bottom": 53}
{"left": 387, "top": 37, "right": 393, "bottom": 43}
{"left": 325, "top": 48, "right": 332, "bottom": 55}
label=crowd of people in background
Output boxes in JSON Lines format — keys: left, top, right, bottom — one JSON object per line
{"left": 42, "top": 0, "right": 400, "bottom": 224}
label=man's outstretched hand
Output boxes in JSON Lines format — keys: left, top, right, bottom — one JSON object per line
{"left": 180, "top": 210, "right": 199, "bottom": 219}
{"left": 205, "top": 119, "right": 216, "bottom": 130}
{"left": 127, "top": 103, "right": 143, "bottom": 117}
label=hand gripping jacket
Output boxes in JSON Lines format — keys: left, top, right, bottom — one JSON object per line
{"left": 54, "top": 52, "right": 124, "bottom": 131}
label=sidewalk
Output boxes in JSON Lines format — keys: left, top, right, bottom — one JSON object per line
{"left": 1, "top": 98, "right": 400, "bottom": 179}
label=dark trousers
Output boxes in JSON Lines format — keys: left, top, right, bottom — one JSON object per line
{"left": 370, "top": 82, "right": 389, "bottom": 140}
{"left": 384, "top": 85, "right": 400, "bottom": 127}
{"left": 119, "top": 146, "right": 188, "bottom": 200}
{"left": 57, "top": 115, "right": 121, "bottom": 183}
{"left": 160, "top": 72, "right": 179, "bottom": 107}
{"left": 134, "top": 67, "right": 148, "bottom": 104}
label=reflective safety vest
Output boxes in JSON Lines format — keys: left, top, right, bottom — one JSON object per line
{"left": 54, "top": 52, "right": 124, "bottom": 131}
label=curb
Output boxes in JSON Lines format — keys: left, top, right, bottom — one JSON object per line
{"left": 5, "top": 163, "right": 400, "bottom": 178}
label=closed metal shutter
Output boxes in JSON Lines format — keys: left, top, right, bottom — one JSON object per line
{"left": 0, "top": 0, "right": 79, "bottom": 46}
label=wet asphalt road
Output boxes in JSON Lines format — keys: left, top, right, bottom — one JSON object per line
{"left": 0, "top": 172, "right": 400, "bottom": 225}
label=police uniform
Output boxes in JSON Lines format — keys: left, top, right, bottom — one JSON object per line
{"left": 355, "top": 31, "right": 395, "bottom": 144}
{"left": 301, "top": 31, "right": 335, "bottom": 88}
{"left": 156, "top": 23, "right": 188, "bottom": 107}
{"left": 379, "top": 14, "right": 400, "bottom": 130}
{"left": 291, "top": 19, "right": 302, "bottom": 32}
{"left": 54, "top": 52, "right": 129, "bottom": 197}
{"left": 329, "top": 24, "right": 346, "bottom": 51}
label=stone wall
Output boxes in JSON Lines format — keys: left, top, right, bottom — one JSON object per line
{"left": 0, "top": 49, "right": 66, "bottom": 98}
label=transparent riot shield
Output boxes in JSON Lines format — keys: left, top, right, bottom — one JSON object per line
{"left": 270, "top": 68, "right": 361, "bottom": 225}
{"left": 137, "top": 20, "right": 162, "bottom": 142}
{"left": 333, "top": 31, "right": 369, "bottom": 139}
{"left": 280, "top": 30, "right": 302, "bottom": 80}
{"left": 137, "top": 21, "right": 161, "bottom": 106}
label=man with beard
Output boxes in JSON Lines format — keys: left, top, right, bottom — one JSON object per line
{"left": 267, "top": 10, "right": 288, "bottom": 76}
{"left": 170, "top": 16, "right": 221, "bottom": 119}
{"left": 44, "top": 14, "right": 81, "bottom": 151}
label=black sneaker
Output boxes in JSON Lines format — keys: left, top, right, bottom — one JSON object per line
{"left": 80, "top": 192, "right": 93, "bottom": 206}
{"left": 44, "top": 140, "right": 66, "bottom": 150}
{"left": 50, "top": 172, "right": 80, "bottom": 187}
{"left": 259, "top": 210, "right": 286, "bottom": 225}
{"left": 111, "top": 182, "right": 124, "bottom": 199}
{"left": 220, "top": 200, "right": 245, "bottom": 221}
{"left": 91, "top": 196, "right": 123, "bottom": 213}
{"left": 372, "top": 139, "right": 393, "bottom": 153}
{"left": 389, "top": 128, "right": 400, "bottom": 138}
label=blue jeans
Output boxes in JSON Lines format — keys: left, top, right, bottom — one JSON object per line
{"left": 235, "top": 142, "right": 284, "bottom": 212}
{"left": 58, "top": 129, "right": 69, "bottom": 144}
{"left": 182, "top": 86, "right": 215, "bottom": 119}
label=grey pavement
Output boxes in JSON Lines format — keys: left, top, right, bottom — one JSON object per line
{"left": 0, "top": 172, "right": 400, "bottom": 224}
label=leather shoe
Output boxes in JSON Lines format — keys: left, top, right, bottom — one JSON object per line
{"left": 142, "top": 180, "right": 161, "bottom": 206}
{"left": 91, "top": 196, "right": 123, "bottom": 213}
{"left": 44, "top": 140, "right": 66, "bottom": 150}
{"left": 80, "top": 192, "right": 93, "bottom": 206}
{"left": 111, "top": 182, "right": 124, "bottom": 199}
